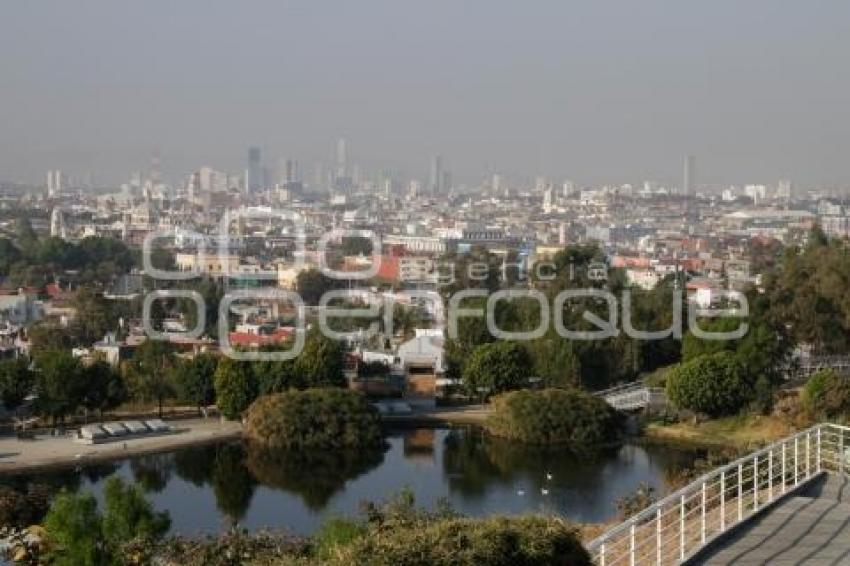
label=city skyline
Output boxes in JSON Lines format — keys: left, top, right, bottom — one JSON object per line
{"left": 2, "top": 0, "right": 850, "bottom": 187}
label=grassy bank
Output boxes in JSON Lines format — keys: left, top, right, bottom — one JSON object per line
{"left": 642, "top": 414, "right": 793, "bottom": 449}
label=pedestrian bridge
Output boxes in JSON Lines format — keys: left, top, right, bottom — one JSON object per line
{"left": 595, "top": 382, "right": 667, "bottom": 411}
{"left": 586, "top": 423, "right": 850, "bottom": 565}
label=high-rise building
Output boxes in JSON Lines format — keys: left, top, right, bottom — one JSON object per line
{"left": 46, "top": 169, "right": 62, "bottom": 197}
{"left": 429, "top": 155, "right": 443, "bottom": 194}
{"left": 248, "top": 146, "right": 262, "bottom": 193}
{"left": 336, "top": 138, "right": 348, "bottom": 179}
{"left": 683, "top": 155, "right": 695, "bottom": 197}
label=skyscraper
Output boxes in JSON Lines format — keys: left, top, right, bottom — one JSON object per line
{"left": 429, "top": 155, "right": 443, "bottom": 195}
{"left": 683, "top": 155, "right": 695, "bottom": 197}
{"left": 248, "top": 146, "right": 262, "bottom": 193}
{"left": 336, "top": 138, "right": 347, "bottom": 179}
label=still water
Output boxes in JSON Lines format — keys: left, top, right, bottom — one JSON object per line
{"left": 5, "top": 427, "right": 705, "bottom": 535}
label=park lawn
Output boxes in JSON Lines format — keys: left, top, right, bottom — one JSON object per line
{"left": 643, "top": 414, "right": 794, "bottom": 449}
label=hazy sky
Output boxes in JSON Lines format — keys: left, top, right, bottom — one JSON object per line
{"left": 2, "top": 1, "right": 849, "bottom": 188}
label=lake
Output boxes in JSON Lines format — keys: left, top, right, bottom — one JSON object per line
{"left": 2, "top": 426, "right": 706, "bottom": 535}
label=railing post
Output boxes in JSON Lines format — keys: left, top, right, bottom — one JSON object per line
{"left": 806, "top": 431, "right": 811, "bottom": 479}
{"left": 738, "top": 462, "right": 743, "bottom": 521}
{"left": 720, "top": 469, "right": 726, "bottom": 532}
{"left": 795, "top": 436, "right": 799, "bottom": 486}
{"left": 768, "top": 449, "right": 774, "bottom": 502}
{"left": 782, "top": 441, "right": 787, "bottom": 494}
{"left": 701, "top": 481, "right": 707, "bottom": 544}
{"left": 629, "top": 524, "right": 635, "bottom": 566}
{"left": 815, "top": 425, "right": 821, "bottom": 473}
{"left": 680, "top": 494, "right": 686, "bottom": 561}
{"left": 600, "top": 542, "right": 605, "bottom": 566}
{"left": 841, "top": 428, "right": 845, "bottom": 475}
{"left": 656, "top": 506, "right": 662, "bottom": 565}
{"left": 754, "top": 455, "right": 759, "bottom": 510}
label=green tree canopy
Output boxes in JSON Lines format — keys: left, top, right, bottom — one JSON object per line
{"left": 213, "top": 358, "right": 258, "bottom": 420}
{"left": 172, "top": 352, "right": 218, "bottom": 412}
{"left": 462, "top": 341, "right": 531, "bottom": 396}
{"left": 0, "top": 357, "right": 34, "bottom": 412}
{"left": 666, "top": 351, "right": 752, "bottom": 417}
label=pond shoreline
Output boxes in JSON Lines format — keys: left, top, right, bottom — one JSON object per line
{"left": 0, "top": 418, "right": 243, "bottom": 475}
{"left": 0, "top": 407, "right": 492, "bottom": 475}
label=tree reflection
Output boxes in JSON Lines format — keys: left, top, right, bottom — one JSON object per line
{"left": 173, "top": 443, "right": 218, "bottom": 487}
{"left": 245, "top": 442, "right": 386, "bottom": 510}
{"left": 442, "top": 427, "right": 621, "bottom": 499}
{"left": 212, "top": 443, "right": 256, "bottom": 526}
{"left": 130, "top": 452, "right": 174, "bottom": 493}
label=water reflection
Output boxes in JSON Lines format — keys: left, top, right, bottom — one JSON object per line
{"left": 244, "top": 443, "right": 386, "bottom": 510}
{"left": 1, "top": 427, "right": 706, "bottom": 534}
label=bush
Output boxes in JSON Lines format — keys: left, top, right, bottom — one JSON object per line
{"left": 244, "top": 388, "right": 383, "bottom": 450}
{"left": 485, "top": 388, "right": 623, "bottom": 445}
{"left": 801, "top": 369, "right": 850, "bottom": 420}
{"left": 329, "top": 514, "right": 590, "bottom": 566}
{"left": 665, "top": 352, "right": 751, "bottom": 417}
{"left": 462, "top": 342, "right": 531, "bottom": 396}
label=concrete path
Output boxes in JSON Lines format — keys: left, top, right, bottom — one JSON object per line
{"left": 0, "top": 418, "right": 242, "bottom": 474}
{"left": 694, "top": 475, "right": 850, "bottom": 565}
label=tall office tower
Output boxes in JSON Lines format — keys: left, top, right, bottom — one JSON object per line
{"left": 491, "top": 174, "right": 501, "bottom": 194}
{"left": 50, "top": 208, "right": 67, "bottom": 239}
{"left": 284, "top": 159, "right": 298, "bottom": 184}
{"left": 46, "top": 170, "right": 55, "bottom": 197}
{"left": 777, "top": 179, "right": 793, "bottom": 201}
{"left": 562, "top": 180, "right": 575, "bottom": 197}
{"left": 336, "top": 138, "right": 348, "bottom": 179}
{"left": 429, "top": 155, "right": 443, "bottom": 194}
{"left": 248, "top": 146, "right": 262, "bottom": 193}
{"left": 683, "top": 155, "right": 695, "bottom": 197}
{"left": 442, "top": 170, "right": 452, "bottom": 195}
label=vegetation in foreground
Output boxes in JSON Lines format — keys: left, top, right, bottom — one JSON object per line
{"left": 485, "top": 388, "right": 623, "bottom": 446}
{"left": 6, "top": 484, "right": 589, "bottom": 566}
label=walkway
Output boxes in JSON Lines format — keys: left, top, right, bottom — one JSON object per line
{"left": 693, "top": 474, "right": 850, "bottom": 565}
{"left": 586, "top": 423, "right": 850, "bottom": 566}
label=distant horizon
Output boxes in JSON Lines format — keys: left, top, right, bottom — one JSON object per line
{"left": 2, "top": 1, "right": 849, "bottom": 187}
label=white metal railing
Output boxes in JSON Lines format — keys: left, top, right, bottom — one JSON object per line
{"left": 586, "top": 423, "right": 850, "bottom": 565}
{"left": 596, "top": 383, "right": 667, "bottom": 411}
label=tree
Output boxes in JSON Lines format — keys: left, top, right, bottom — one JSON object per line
{"left": 0, "top": 238, "right": 22, "bottom": 276}
{"left": 666, "top": 352, "right": 752, "bottom": 417}
{"left": 462, "top": 341, "right": 531, "bottom": 397}
{"left": 296, "top": 268, "right": 343, "bottom": 306}
{"left": 486, "top": 388, "right": 623, "bottom": 445}
{"left": 81, "top": 360, "right": 127, "bottom": 420}
{"left": 801, "top": 369, "right": 850, "bottom": 420}
{"left": 172, "top": 353, "right": 218, "bottom": 414}
{"left": 126, "top": 340, "right": 176, "bottom": 417}
{"left": 69, "top": 288, "right": 117, "bottom": 346}
{"left": 101, "top": 476, "right": 171, "bottom": 546}
{"left": 253, "top": 356, "right": 298, "bottom": 395}
{"left": 42, "top": 477, "right": 170, "bottom": 566}
{"left": 33, "top": 350, "right": 87, "bottom": 425}
{"left": 0, "top": 357, "right": 34, "bottom": 414}
{"left": 293, "top": 330, "right": 346, "bottom": 387}
{"left": 42, "top": 490, "right": 103, "bottom": 566}
{"left": 214, "top": 358, "right": 258, "bottom": 420}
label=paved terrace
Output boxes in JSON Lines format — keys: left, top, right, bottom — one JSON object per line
{"left": 586, "top": 423, "right": 850, "bottom": 566}
{"left": 693, "top": 474, "right": 850, "bottom": 565}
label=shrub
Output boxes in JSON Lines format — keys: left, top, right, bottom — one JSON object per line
{"left": 462, "top": 341, "right": 531, "bottom": 396}
{"left": 665, "top": 352, "right": 751, "bottom": 417}
{"left": 801, "top": 369, "right": 850, "bottom": 420}
{"left": 485, "top": 388, "right": 623, "bottom": 445}
{"left": 328, "top": 515, "right": 590, "bottom": 566}
{"left": 244, "top": 388, "right": 383, "bottom": 450}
